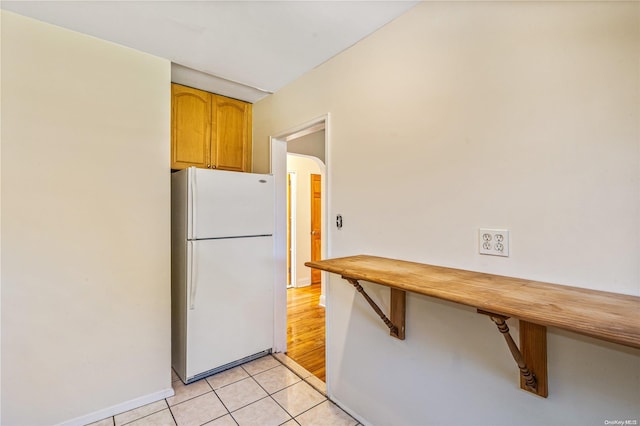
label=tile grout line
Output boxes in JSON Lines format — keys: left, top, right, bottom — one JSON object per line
{"left": 206, "top": 365, "right": 251, "bottom": 393}
{"left": 211, "top": 386, "right": 233, "bottom": 416}
{"left": 170, "top": 376, "right": 237, "bottom": 426}
{"left": 289, "top": 398, "right": 328, "bottom": 423}
{"left": 167, "top": 373, "right": 217, "bottom": 408}
{"left": 166, "top": 377, "right": 217, "bottom": 426}
{"left": 203, "top": 411, "right": 237, "bottom": 426}
{"left": 115, "top": 356, "right": 331, "bottom": 426}
{"left": 165, "top": 402, "right": 178, "bottom": 426}
{"left": 224, "top": 376, "right": 275, "bottom": 414}
{"left": 243, "top": 361, "right": 281, "bottom": 377}
{"left": 186, "top": 361, "right": 276, "bottom": 419}
{"left": 267, "top": 394, "right": 296, "bottom": 423}
{"left": 115, "top": 400, "right": 171, "bottom": 426}
{"left": 253, "top": 360, "right": 327, "bottom": 422}
{"left": 228, "top": 395, "right": 278, "bottom": 425}
{"left": 300, "top": 398, "right": 359, "bottom": 426}
{"left": 202, "top": 376, "right": 238, "bottom": 423}
{"left": 274, "top": 357, "right": 310, "bottom": 383}
{"left": 241, "top": 356, "right": 307, "bottom": 423}
{"left": 200, "top": 378, "right": 240, "bottom": 426}
{"left": 247, "top": 359, "right": 301, "bottom": 393}
{"left": 273, "top": 354, "right": 327, "bottom": 396}
{"left": 279, "top": 416, "right": 301, "bottom": 426}
{"left": 167, "top": 389, "right": 212, "bottom": 409}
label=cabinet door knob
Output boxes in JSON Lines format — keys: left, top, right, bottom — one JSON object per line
{"left": 207, "top": 164, "right": 211, "bottom": 168}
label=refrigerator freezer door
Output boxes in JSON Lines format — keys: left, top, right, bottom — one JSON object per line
{"left": 188, "top": 168, "right": 274, "bottom": 240}
{"left": 185, "top": 236, "right": 274, "bottom": 379}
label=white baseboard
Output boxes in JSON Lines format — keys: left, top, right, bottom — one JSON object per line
{"left": 57, "top": 387, "right": 175, "bottom": 426}
{"left": 296, "top": 277, "right": 311, "bottom": 287}
{"left": 319, "top": 294, "right": 326, "bottom": 307}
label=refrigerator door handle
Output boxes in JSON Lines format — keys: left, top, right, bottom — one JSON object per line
{"left": 189, "top": 167, "right": 197, "bottom": 240}
{"left": 188, "top": 241, "right": 197, "bottom": 310}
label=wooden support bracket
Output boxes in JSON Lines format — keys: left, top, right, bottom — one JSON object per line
{"left": 344, "top": 277, "right": 406, "bottom": 340}
{"left": 478, "top": 310, "right": 548, "bottom": 397}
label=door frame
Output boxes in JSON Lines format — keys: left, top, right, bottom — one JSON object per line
{"left": 270, "top": 114, "right": 330, "bottom": 355}
{"left": 310, "top": 173, "right": 322, "bottom": 285}
{"left": 287, "top": 171, "right": 297, "bottom": 288}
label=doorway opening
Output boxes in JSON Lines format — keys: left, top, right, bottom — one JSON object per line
{"left": 286, "top": 155, "right": 325, "bottom": 380}
{"left": 271, "top": 115, "right": 329, "bottom": 383}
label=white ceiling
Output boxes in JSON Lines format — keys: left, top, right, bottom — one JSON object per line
{"left": 2, "top": 1, "right": 418, "bottom": 102}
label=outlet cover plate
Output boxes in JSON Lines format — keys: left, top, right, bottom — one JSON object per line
{"left": 479, "top": 229, "right": 509, "bottom": 257}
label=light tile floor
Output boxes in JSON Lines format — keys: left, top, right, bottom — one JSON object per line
{"left": 88, "top": 354, "right": 359, "bottom": 426}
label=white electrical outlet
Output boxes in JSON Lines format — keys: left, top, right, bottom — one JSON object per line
{"left": 479, "top": 229, "right": 509, "bottom": 257}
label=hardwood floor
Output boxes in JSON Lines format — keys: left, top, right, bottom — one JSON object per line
{"left": 286, "top": 283, "right": 326, "bottom": 381}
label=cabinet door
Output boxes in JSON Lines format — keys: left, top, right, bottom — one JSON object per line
{"left": 171, "top": 84, "right": 212, "bottom": 170}
{"left": 211, "top": 95, "right": 252, "bottom": 172}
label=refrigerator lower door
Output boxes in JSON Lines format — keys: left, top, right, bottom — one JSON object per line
{"left": 185, "top": 236, "right": 274, "bottom": 381}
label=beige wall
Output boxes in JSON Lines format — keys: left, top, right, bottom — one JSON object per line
{"left": 1, "top": 12, "right": 172, "bottom": 425}
{"left": 254, "top": 2, "right": 640, "bottom": 425}
{"left": 287, "top": 130, "right": 326, "bottom": 164}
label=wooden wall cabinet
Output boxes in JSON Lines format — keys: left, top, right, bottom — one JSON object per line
{"left": 171, "top": 83, "right": 252, "bottom": 172}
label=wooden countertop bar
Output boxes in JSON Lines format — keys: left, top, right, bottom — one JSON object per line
{"left": 307, "top": 255, "right": 640, "bottom": 397}
{"left": 306, "top": 255, "right": 640, "bottom": 349}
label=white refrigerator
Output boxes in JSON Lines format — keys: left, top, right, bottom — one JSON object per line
{"left": 171, "top": 167, "right": 274, "bottom": 384}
